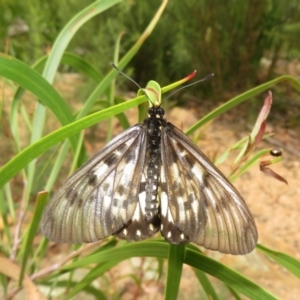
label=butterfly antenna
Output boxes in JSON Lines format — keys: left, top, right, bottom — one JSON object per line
{"left": 111, "top": 62, "right": 156, "bottom": 106}
{"left": 111, "top": 63, "right": 143, "bottom": 90}
{"left": 164, "top": 73, "right": 214, "bottom": 101}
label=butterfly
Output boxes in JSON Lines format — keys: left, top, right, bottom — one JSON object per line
{"left": 41, "top": 75, "right": 258, "bottom": 255}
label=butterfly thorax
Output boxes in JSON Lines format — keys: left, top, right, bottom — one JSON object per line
{"left": 143, "top": 106, "right": 166, "bottom": 222}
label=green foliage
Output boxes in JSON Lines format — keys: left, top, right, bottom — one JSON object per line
{"left": 0, "top": 1, "right": 300, "bottom": 299}
{"left": 2, "top": 0, "right": 300, "bottom": 100}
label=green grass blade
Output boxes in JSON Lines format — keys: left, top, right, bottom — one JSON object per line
{"left": 193, "top": 268, "right": 220, "bottom": 300}
{"left": 0, "top": 189, "right": 12, "bottom": 251}
{"left": 27, "top": 0, "right": 122, "bottom": 212}
{"left": 61, "top": 241, "right": 169, "bottom": 271}
{"left": 62, "top": 242, "right": 167, "bottom": 299}
{"left": 229, "top": 149, "right": 271, "bottom": 182}
{"left": 69, "top": 131, "right": 85, "bottom": 175}
{"left": 185, "top": 248, "right": 279, "bottom": 300}
{"left": 44, "top": 143, "right": 68, "bottom": 191}
{"left": 106, "top": 31, "right": 124, "bottom": 142}
{"left": 38, "top": 0, "right": 165, "bottom": 196}
{"left": 3, "top": 182, "right": 15, "bottom": 221}
{"left": 12, "top": 52, "right": 104, "bottom": 106}
{"left": 186, "top": 75, "right": 300, "bottom": 135}
{"left": 0, "top": 54, "right": 75, "bottom": 129}
{"left": 77, "top": 0, "right": 169, "bottom": 120}
{"left": 187, "top": 244, "right": 219, "bottom": 299}
{"left": 18, "top": 191, "right": 48, "bottom": 286}
{"left": 164, "top": 244, "right": 185, "bottom": 300}
{"left": 226, "top": 285, "right": 243, "bottom": 300}
{"left": 40, "top": 280, "right": 106, "bottom": 300}
{"left": 42, "top": 0, "right": 122, "bottom": 83}
{"left": 64, "top": 260, "right": 120, "bottom": 299}
{"left": 10, "top": 53, "right": 105, "bottom": 146}
{"left": 257, "top": 244, "right": 300, "bottom": 279}
{"left": 60, "top": 52, "right": 104, "bottom": 82}
{"left": 0, "top": 96, "right": 146, "bottom": 190}
{"left": 57, "top": 241, "right": 278, "bottom": 299}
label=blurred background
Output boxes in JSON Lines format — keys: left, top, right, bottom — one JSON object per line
{"left": 1, "top": 0, "right": 300, "bottom": 102}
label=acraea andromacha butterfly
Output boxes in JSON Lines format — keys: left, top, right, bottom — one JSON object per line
{"left": 41, "top": 66, "right": 258, "bottom": 255}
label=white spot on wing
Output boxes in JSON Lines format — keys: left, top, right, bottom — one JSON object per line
{"left": 191, "top": 164, "right": 206, "bottom": 181}
{"left": 115, "top": 150, "right": 122, "bottom": 156}
{"left": 103, "top": 195, "right": 112, "bottom": 211}
{"left": 177, "top": 196, "right": 185, "bottom": 222}
{"left": 204, "top": 187, "right": 217, "bottom": 207}
{"left": 179, "top": 149, "right": 187, "bottom": 157}
{"left": 94, "top": 164, "right": 109, "bottom": 177}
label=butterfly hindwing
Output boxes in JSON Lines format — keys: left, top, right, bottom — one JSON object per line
{"left": 114, "top": 170, "right": 160, "bottom": 241}
{"left": 160, "top": 123, "right": 258, "bottom": 254}
{"left": 160, "top": 164, "right": 190, "bottom": 244}
{"left": 41, "top": 125, "right": 148, "bottom": 243}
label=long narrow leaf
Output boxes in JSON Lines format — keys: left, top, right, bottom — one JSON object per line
{"left": 77, "top": 0, "right": 169, "bottom": 120}
{"left": 56, "top": 242, "right": 277, "bottom": 299}
{"left": 43, "top": 0, "right": 122, "bottom": 83}
{"left": 185, "top": 248, "right": 279, "bottom": 300}
{"left": 0, "top": 54, "right": 75, "bottom": 139}
{"left": 193, "top": 268, "right": 220, "bottom": 300}
{"left": 165, "top": 244, "right": 185, "bottom": 300}
{"left": 0, "top": 96, "right": 146, "bottom": 190}
{"left": 257, "top": 244, "right": 300, "bottom": 279}
{"left": 18, "top": 192, "right": 48, "bottom": 286}
{"left": 27, "top": 0, "right": 122, "bottom": 213}
{"left": 186, "top": 75, "right": 300, "bottom": 135}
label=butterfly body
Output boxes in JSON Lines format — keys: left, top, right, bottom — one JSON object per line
{"left": 143, "top": 106, "right": 165, "bottom": 222}
{"left": 41, "top": 105, "right": 258, "bottom": 255}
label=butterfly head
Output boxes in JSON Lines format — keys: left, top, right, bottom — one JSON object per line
{"left": 147, "top": 106, "right": 165, "bottom": 120}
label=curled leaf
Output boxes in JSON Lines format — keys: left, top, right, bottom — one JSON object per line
{"left": 250, "top": 91, "right": 272, "bottom": 146}
{"left": 232, "top": 92, "right": 273, "bottom": 170}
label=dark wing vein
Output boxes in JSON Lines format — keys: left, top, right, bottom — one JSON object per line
{"left": 160, "top": 123, "right": 258, "bottom": 254}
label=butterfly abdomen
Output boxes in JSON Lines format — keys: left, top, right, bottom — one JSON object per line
{"left": 144, "top": 107, "right": 166, "bottom": 221}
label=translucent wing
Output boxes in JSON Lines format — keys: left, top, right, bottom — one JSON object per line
{"left": 160, "top": 123, "right": 258, "bottom": 255}
{"left": 41, "top": 124, "right": 148, "bottom": 243}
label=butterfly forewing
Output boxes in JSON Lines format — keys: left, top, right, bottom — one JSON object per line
{"left": 160, "top": 123, "right": 258, "bottom": 254}
{"left": 41, "top": 125, "right": 148, "bottom": 243}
